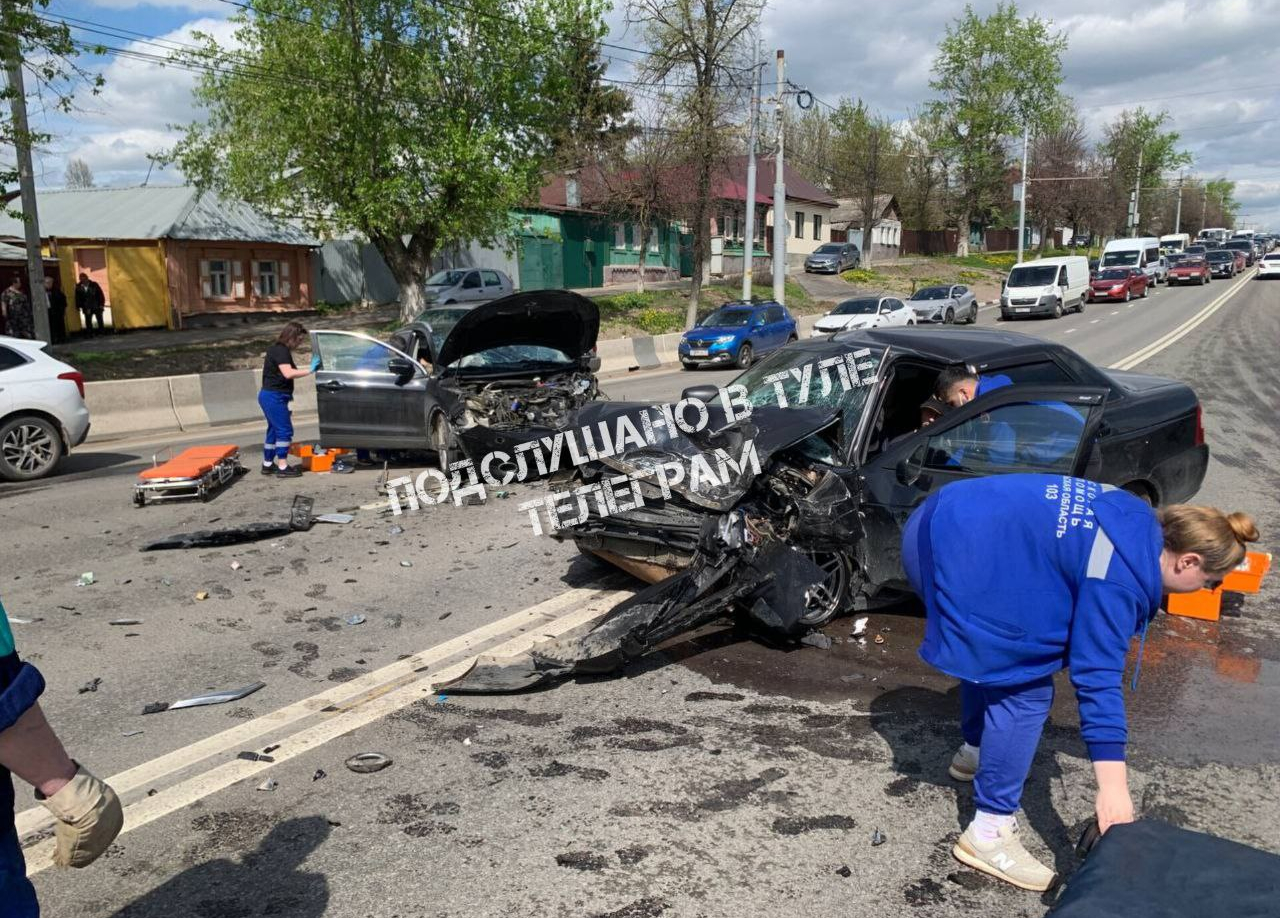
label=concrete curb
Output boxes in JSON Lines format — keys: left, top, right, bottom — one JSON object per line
{"left": 82, "top": 317, "right": 825, "bottom": 443}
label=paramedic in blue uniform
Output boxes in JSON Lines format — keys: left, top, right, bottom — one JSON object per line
{"left": 258, "top": 321, "right": 315, "bottom": 478}
{"left": 1, "top": 594, "right": 123, "bottom": 914}
{"left": 902, "top": 474, "right": 1258, "bottom": 891}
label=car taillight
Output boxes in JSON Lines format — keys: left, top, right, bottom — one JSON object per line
{"left": 58, "top": 370, "right": 85, "bottom": 400}
{"left": 1194, "top": 403, "right": 1205, "bottom": 446}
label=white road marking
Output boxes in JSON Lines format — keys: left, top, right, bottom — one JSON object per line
{"left": 1090, "top": 319, "right": 1100, "bottom": 324}
{"left": 1065, "top": 329, "right": 1077, "bottom": 334}
{"left": 1110, "top": 311, "right": 1119, "bottom": 316}
{"left": 1111, "top": 268, "right": 1257, "bottom": 370}
{"left": 15, "top": 584, "right": 627, "bottom": 842}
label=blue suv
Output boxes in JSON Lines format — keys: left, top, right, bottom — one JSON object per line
{"left": 678, "top": 300, "right": 798, "bottom": 370}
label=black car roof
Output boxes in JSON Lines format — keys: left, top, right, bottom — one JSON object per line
{"left": 822, "top": 326, "right": 1061, "bottom": 366}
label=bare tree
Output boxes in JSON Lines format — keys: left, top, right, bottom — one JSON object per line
{"left": 787, "top": 106, "right": 835, "bottom": 189}
{"left": 1026, "top": 116, "right": 1086, "bottom": 252}
{"left": 830, "top": 100, "right": 900, "bottom": 267}
{"left": 898, "top": 110, "right": 949, "bottom": 232}
{"left": 63, "top": 156, "right": 94, "bottom": 189}
{"left": 629, "top": 0, "right": 763, "bottom": 328}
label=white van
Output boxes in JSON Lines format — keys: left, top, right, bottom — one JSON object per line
{"left": 1160, "top": 233, "right": 1190, "bottom": 254}
{"left": 1102, "top": 237, "right": 1164, "bottom": 286}
{"left": 1000, "top": 255, "right": 1090, "bottom": 320}
{"left": 1199, "top": 228, "right": 1229, "bottom": 246}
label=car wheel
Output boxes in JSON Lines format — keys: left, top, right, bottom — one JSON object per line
{"left": 430, "top": 412, "right": 455, "bottom": 471}
{"left": 1140, "top": 283, "right": 1148, "bottom": 298}
{"left": 1123, "top": 483, "right": 1155, "bottom": 507}
{"left": 1076, "top": 296, "right": 1086, "bottom": 314}
{"left": 906, "top": 319, "right": 915, "bottom": 326}
{"left": 0, "top": 415, "right": 63, "bottom": 482}
{"left": 681, "top": 361, "right": 695, "bottom": 371}
{"left": 1052, "top": 299, "right": 1063, "bottom": 319}
{"left": 736, "top": 342, "right": 753, "bottom": 369}
{"left": 797, "top": 552, "right": 853, "bottom": 627}
{"left": 944, "top": 308, "right": 954, "bottom": 324}
{"left": 1124, "top": 288, "right": 1131, "bottom": 302}
{"left": 787, "top": 334, "right": 798, "bottom": 343}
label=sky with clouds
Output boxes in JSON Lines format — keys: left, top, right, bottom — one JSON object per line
{"left": 26, "top": 0, "right": 1280, "bottom": 231}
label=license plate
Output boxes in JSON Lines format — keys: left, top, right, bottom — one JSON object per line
{"left": 689, "top": 348, "right": 708, "bottom": 357}
{"left": 1015, "top": 307, "right": 1030, "bottom": 313}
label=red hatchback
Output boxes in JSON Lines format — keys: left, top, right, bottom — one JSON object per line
{"left": 1088, "top": 267, "right": 1149, "bottom": 302}
{"left": 1168, "top": 256, "right": 1211, "bottom": 286}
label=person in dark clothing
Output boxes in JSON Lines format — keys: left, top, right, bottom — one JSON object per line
{"left": 0, "top": 593, "right": 124, "bottom": 915}
{"left": 1, "top": 278, "right": 33, "bottom": 339}
{"left": 43, "top": 278, "right": 67, "bottom": 345}
{"left": 902, "top": 475, "right": 1259, "bottom": 891}
{"left": 73, "top": 273, "right": 105, "bottom": 336}
{"left": 259, "top": 321, "right": 315, "bottom": 478}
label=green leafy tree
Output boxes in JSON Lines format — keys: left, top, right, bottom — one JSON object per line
{"left": 166, "top": 0, "right": 612, "bottom": 322}
{"left": 925, "top": 2, "right": 1067, "bottom": 255}
{"left": 1099, "top": 108, "right": 1190, "bottom": 236}
{"left": 829, "top": 99, "right": 902, "bottom": 266}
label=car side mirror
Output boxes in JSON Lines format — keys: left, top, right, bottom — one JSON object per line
{"left": 582, "top": 354, "right": 602, "bottom": 373}
{"left": 681, "top": 384, "right": 721, "bottom": 404}
{"left": 754, "top": 316, "right": 766, "bottom": 326}
{"left": 387, "top": 357, "right": 416, "bottom": 381}
{"left": 896, "top": 442, "right": 928, "bottom": 487}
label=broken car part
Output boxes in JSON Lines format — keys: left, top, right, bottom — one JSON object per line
{"left": 141, "top": 496, "right": 317, "bottom": 550}
{"left": 159, "top": 681, "right": 266, "bottom": 712}
{"left": 345, "top": 752, "right": 393, "bottom": 774}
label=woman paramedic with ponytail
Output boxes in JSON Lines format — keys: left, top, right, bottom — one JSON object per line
{"left": 902, "top": 473, "right": 1258, "bottom": 892}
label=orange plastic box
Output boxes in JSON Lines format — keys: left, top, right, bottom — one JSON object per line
{"left": 1221, "top": 551, "right": 1272, "bottom": 595}
{"left": 289, "top": 443, "right": 349, "bottom": 472}
{"left": 1166, "top": 587, "right": 1223, "bottom": 622}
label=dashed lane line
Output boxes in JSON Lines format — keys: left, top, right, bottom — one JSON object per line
{"left": 1111, "top": 268, "right": 1257, "bottom": 370}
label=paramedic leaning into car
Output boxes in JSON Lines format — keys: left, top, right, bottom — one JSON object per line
{"left": 902, "top": 474, "right": 1257, "bottom": 892}
{"left": 0, "top": 594, "right": 123, "bottom": 914}
{"left": 258, "top": 321, "right": 316, "bottom": 478}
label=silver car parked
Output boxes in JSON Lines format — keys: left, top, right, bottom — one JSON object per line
{"left": 804, "top": 242, "right": 860, "bottom": 274}
{"left": 906, "top": 284, "right": 979, "bottom": 324}
{"left": 424, "top": 268, "right": 515, "bottom": 305}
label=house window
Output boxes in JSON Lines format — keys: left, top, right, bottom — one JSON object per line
{"left": 795, "top": 211, "right": 805, "bottom": 239}
{"left": 208, "top": 259, "right": 231, "bottom": 297}
{"left": 632, "top": 224, "right": 642, "bottom": 250}
{"left": 813, "top": 213, "right": 822, "bottom": 241}
{"left": 614, "top": 223, "right": 625, "bottom": 249}
{"left": 649, "top": 226, "right": 660, "bottom": 252}
{"left": 256, "top": 260, "right": 280, "bottom": 297}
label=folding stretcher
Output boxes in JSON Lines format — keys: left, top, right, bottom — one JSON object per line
{"left": 133, "top": 444, "right": 245, "bottom": 506}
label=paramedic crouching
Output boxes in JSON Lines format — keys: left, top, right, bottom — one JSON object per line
{"left": 902, "top": 474, "right": 1258, "bottom": 892}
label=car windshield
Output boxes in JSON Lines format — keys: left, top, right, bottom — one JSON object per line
{"left": 832, "top": 298, "right": 879, "bottom": 315}
{"left": 425, "top": 270, "right": 467, "bottom": 286}
{"left": 1207, "top": 251, "right": 1232, "bottom": 261}
{"left": 1165, "top": 254, "right": 1186, "bottom": 264}
{"left": 1226, "top": 241, "right": 1250, "bottom": 250}
{"left": 1101, "top": 251, "right": 1140, "bottom": 267}
{"left": 909, "top": 286, "right": 950, "bottom": 300}
{"left": 699, "top": 307, "right": 755, "bottom": 327}
{"left": 1007, "top": 266, "right": 1059, "bottom": 287}
{"left": 814, "top": 244, "right": 843, "bottom": 255}
{"left": 1179, "top": 258, "right": 1205, "bottom": 266}
{"left": 1097, "top": 269, "right": 1130, "bottom": 280}
{"left": 452, "top": 345, "right": 574, "bottom": 372}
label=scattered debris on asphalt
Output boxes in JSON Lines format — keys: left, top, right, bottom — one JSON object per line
{"left": 800, "top": 632, "right": 833, "bottom": 650}
{"left": 237, "top": 751, "right": 275, "bottom": 763}
{"left": 874, "top": 634, "right": 886, "bottom": 645}
{"left": 345, "top": 752, "right": 392, "bottom": 774}
{"left": 312, "top": 769, "right": 326, "bottom": 781}
{"left": 262, "top": 744, "right": 280, "bottom": 754}
{"left": 257, "top": 779, "right": 278, "bottom": 792}
{"left": 344, "top": 614, "right": 366, "bottom": 626}
{"left": 871, "top": 828, "right": 887, "bottom": 846}
{"left": 388, "top": 525, "right": 404, "bottom": 535}
{"left": 399, "top": 561, "right": 412, "bottom": 567}
{"left": 6, "top": 616, "right": 37, "bottom": 625}
{"left": 142, "top": 681, "right": 267, "bottom": 713}
{"left": 835, "top": 865, "right": 852, "bottom": 878}
{"left": 142, "top": 497, "right": 318, "bottom": 550}
{"left": 141, "top": 702, "right": 170, "bottom": 715}
{"left": 434, "top": 694, "right": 449, "bottom": 705}
{"left": 230, "top": 561, "right": 242, "bottom": 571}
{"left": 462, "top": 738, "right": 472, "bottom": 746}
{"left": 109, "top": 619, "right": 142, "bottom": 626}
{"left": 195, "top": 591, "right": 209, "bottom": 601}
{"left": 76, "top": 572, "right": 95, "bottom": 587}
{"left": 121, "top": 730, "right": 143, "bottom": 738}
{"left": 315, "top": 513, "right": 355, "bottom": 524}
{"left": 851, "top": 617, "right": 869, "bottom": 637}
{"left": 78, "top": 678, "right": 102, "bottom": 694}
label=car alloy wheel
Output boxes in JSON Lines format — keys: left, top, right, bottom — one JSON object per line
{"left": 797, "top": 551, "right": 852, "bottom": 626}
{"left": 736, "top": 342, "right": 753, "bottom": 369}
{"left": 944, "top": 309, "right": 954, "bottom": 324}
{"left": 1124, "top": 288, "right": 1131, "bottom": 302}
{"left": 0, "top": 415, "right": 62, "bottom": 482}
{"left": 430, "top": 413, "right": 454, "bottom": 471}
{"left": 1140, "top": 283, "right": 1148, "bottom": 298}
{"left": 1052, "top": 299, "right": 1063, "bottom": 319}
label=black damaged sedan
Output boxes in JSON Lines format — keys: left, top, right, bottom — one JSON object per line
{"left": 553, "top": 326, "right": 1210, "bottom": 626}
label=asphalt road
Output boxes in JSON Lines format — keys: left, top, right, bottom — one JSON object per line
{"left": 10, "top": 269, "right": 1280, "bottom": 917}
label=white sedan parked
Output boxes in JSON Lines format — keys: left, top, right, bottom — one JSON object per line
{"left": 1258, "top": 252, "right": 1280, "bottom": 279}
{"left": 0, "top": 337, "right": 90, "bottom": 481}
{"left": 810, "top": 294, "right": 915, "bottom": 336}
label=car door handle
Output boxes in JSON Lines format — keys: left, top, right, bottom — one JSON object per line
{"left": 317, "top": 379, "right": 345, "bottom": 391}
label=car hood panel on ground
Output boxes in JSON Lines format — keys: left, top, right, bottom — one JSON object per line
{"left": 435, "top": 289, "right": 600, "bottom": 369}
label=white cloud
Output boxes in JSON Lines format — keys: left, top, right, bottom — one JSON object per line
{"left": 83, "top": 0, "right": 230, "bottom": 13}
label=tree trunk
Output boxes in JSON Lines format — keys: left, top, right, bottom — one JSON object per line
{"left": 636, "top": 217, "right": 648, "bottom": 294}
{"left": 863, "top": 222, "right": 876, "bottom": 268}
{"left": 370, "top": 230, "right": 435, "bottom": 325}
{"left": 955, "top": 209, "right": 970, "bottom": 257}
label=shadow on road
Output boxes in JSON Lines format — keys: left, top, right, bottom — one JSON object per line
{"left": 108, "top": 816, "right": 332, "bottom": 918}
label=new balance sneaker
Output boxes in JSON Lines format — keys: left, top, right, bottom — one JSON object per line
{"left": 949, "top": 743, "right": 979, "bottom": 782}
{"left": 953, "top": 821, "right": 1056, "bottom": 892}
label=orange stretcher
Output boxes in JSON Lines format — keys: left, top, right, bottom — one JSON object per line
{"left": 133, "top": 444, "right": 245, "bottom": 506}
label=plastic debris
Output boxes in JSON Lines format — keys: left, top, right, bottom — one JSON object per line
{"left": 195, "top": 591, "right": 209, "bottom": 601}
{"left": 345, "top": 752, "right": 392, "bottom": 774}
{"left": 835, "top": 865, "right": 852, "bottom": 878}
{"left": 851, "top": 617, "right": 869, "bottom": 637}
{"left": 257, "top": 779, "right": 278, "bottom": 792}
{"left": 141, "top": 702, "right": 169, "bottom": 715}
{"left": 434, "top": 694, "right": 449, "bottom": 705}
{"left": 78, "top": 678, "right": 102, "bottom": 694}
{"left": 230, "top": 561, "right": 242, "bottom": 571}
{"left": 312, "top": 769, "right": 326, "bottom": 781}
{"left": 316, "top": 513, "right": 355, "bottom": 524}
{"left": 388, "top": 525, "right": 404, "bottom": 535}
{"left": 871, "top": 828, "right": 887, "bottom": 846}
{"left": 399, "top": 560, "right": 412, "bottom": 568}
{"left": 462, "top": 738, "right": 472, "bottom": 746}
{"left": 161, "top": 579, "right": 172, "bottom": 587}
{"left": 800, "top": 632, "right": 833, "bottom": 650}
{"left": 109, "top": 619, "right": 142, "bottom": 626}
{"left": 6, "top": 616, "right": 36, "bottom": 625}
{"left": 121, "top": 730, "right": 144, "bottom": 738}
{"left": 166, "top": 681, "right": 266, "bottom": 711}
{"left": 237, "top": 751, "right": 275, "bottom": 763}
{"left": 874, "top": 634, "right": 886, "bottom": 645}
{"left": 344, "top": 614, "right": 366, "bottom": 626}
{"left": 262, "top": 744, "right": 280, "bottom": 754}
{"left": 76, "top": 572, "right": 95, "bottom": 587}
{"left": 494, "top": 490, "right": 511, "bottom": 499}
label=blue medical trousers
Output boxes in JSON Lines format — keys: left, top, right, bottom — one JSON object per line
{"left": 257, "top": 389, "right": 294, "bottom": 464}
{"left": 961, "top": 677, "right": 1056, "bottom": 815}
{"left": 903, "top": 497, "right": 1056, "bottom": 817}
{"left": 1, "top": 825, "right": 39, "bottom": 916}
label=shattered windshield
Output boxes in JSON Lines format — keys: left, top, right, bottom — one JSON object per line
{"left": 452, "top": 346, "right": 574, "bottom": 372}
{"left": 734, "top": 345, "right": 883, "bottom": 414}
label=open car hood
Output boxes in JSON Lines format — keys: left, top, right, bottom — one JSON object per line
{"left": 435, "top": 290, "right": 600, "bottom": 369}
{"left": 572, "top": 400, "right": 840, "bottom": 511}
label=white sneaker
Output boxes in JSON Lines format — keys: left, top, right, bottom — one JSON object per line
{"left": 953, "top": 821, "right": 1056, "bottom": 892}
{"left": 949, "top": 743, "right": 979, "bottom": 781}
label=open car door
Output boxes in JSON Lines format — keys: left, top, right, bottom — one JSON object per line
{"left": 858, "top": 384, "right": 1109, "bottom": 589}
{"left": 311, "top": 330, "right": 431, "bottom": 449}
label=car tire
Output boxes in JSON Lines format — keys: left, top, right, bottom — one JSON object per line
{"left": 787, "top": 334, "right": 798, "bottom": 343}
{"left": 907, "top": 319, "right": 915, "bottom": 326}
{"left": 430, "top": 412, "right": 455, "bottom": 471}
{"left": 0, "top": 415, "right": 64, "bottom": 482}
{"left": 1140, "top": 283, "right": 1148, "bottom": 298}
{"left": 736, "top": 343, "right": 753, "bottom": 370}
{"left": 1052, "top": 299, "right": 1063, "bottom": 319}
{"left": 944, "top": 308, "right": 954, "bottom": 324}
{"left": 681, "top": 361, "right": 695, "bottom": 371}
{"left": 797, "top": 552, "right": 853, "bottom": 627}
{"left": 1076, "top": 297, "right": 1085, "bottom": 315}
{"left": 1124, "top": 288, "right": 1131, "bottom": 302}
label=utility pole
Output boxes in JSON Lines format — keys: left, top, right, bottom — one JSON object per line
{"left": 1201, "top": 187, "right": 1208, "bottom": 231}
{"left": 1173, "top": 173, "right": 1183, "bottom": 235}
{"left": 1016, "top": 125, "right": 1028, "bottom": 264}
{"left": 741, "top": 40, "right": 761, "bottom": 301}
{"left": 771, "top": 49, "right": 786, "bottom": 305}
{"left": 1, "top": 10, "right": 52, "bottom": 343}
{"left": 1128, "top": 148, "right": 1143, "bottom": 237}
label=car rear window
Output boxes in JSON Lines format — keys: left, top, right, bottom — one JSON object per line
{"left": 0, "top": 345, "right": 27, "bottom": 371}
